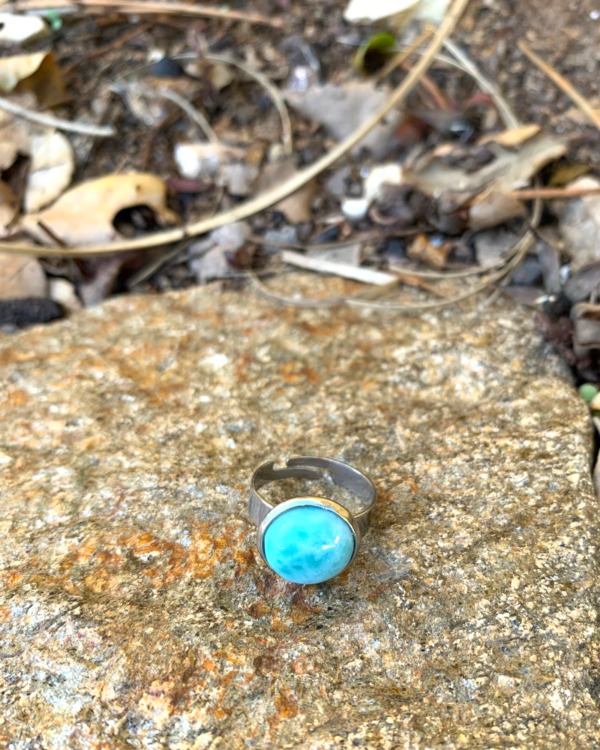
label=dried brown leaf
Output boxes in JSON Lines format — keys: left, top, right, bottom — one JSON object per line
{"left": 0, "top": 53, "right": 65, "bottom": 107}
{"left": 468, "top": 189, "right": 526, "bottom": 232}
{"left": 21, "top": 173, "right": 179, "bottom": 247}
{"left": 0, "top": 251, "right": 46, "bottom": 299}
{"left": 0, "top": 106, "right": 74, "bottom": 212}
{"left": 478, "top": 124, "right": 541, "bottom": 148}
{"left": 404, "top": 134, "right": 567, "bottom": 196}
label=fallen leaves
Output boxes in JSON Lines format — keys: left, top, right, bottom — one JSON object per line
{"left": 21, "top": 174, "right": 179, "bottom": 247}
{"left": 285, "top": 81, "right": 403, "bottom": 158}
{"left": 0, "top": 104, "right": 75, "bottom": 213}
{"left": 0, "top": 52, "right": 65, "bottom": 107}
{"left": 404, "top": 133, "right": 567, "bottom": 196}
{"left": 344, "top": 0, "right": 451, "bottom": 29}
{"left": 0, "top": 252, "right": 46, "bottom": 299}
{"left": 0, "top": 12, "right": 49, "bottom": 44}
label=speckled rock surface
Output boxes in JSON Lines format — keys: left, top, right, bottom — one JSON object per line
{"left": 1, "top": 277, "right": 599, "bottom": 749}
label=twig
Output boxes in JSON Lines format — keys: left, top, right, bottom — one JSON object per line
{"left": 9, "top": 0, "right": 285, "bottom": 28}
{"left": 281, "top": 250, "right": 398, "bottom": 286}
{"left": 0, "top": 96, "right": 115, "bottom": 137}
{"left": 519, "top": 42, "right": 600, "bottom": 132}
{"left": 37, "top": 221, "right": 69, "bottom": 247}
{"left": 507, "top": 186, "right": 600, "bottom": 200}
{"left": 177, "top": 53, "right": 293, "bottom": 156}
{"left": 0, "top": 0, "right": 472, "bottom": 257}
{"left": 346, "top": 198, "right": 542, "bottom": 311}
{"left": 443, "top": 39, "right": 519, "bottom": 129}
{"left": 129, "top": 85, "right": 221, "bottom": 147}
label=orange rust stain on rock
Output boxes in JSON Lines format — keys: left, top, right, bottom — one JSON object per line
{"left": 292, "top": 655, "right": 317, "bottom": 676}
{"left": 405, "top": 478, "right": 420, "bottom": 493}
{"left": 275, "top": 687, "right": 298, "bottom": 718}
{"left": 137, "top": 680, "right": 175, "bottom": 729}
{"left": 299, "top": 319, "right": 342, "bottom": 336}
{"left": 0, "top": 570, "right": 23, "bottom": 588}
{"left": 1, "top": 389, "right": 29, "bottom": 408}
{"left": 290, "top": 587, "right": 322, "bottom": 625}
{"left": 279, "top": 362, "right": 320, "bottom": 384}
{"left": 235, "top": 352, "right": 258, "bottom": 382}
{"left": 0, "top": 605, "right": 11, "bottom": 622}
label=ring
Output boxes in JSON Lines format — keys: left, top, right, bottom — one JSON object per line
{"left": 248, "top": 456, "right": 376, "bottom": 585}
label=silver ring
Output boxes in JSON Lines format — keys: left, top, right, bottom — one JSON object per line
{"left": 248, "top": 456, "right": 376, "bottom": 585}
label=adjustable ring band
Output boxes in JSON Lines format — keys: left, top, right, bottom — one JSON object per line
{"left": 248, "top": 456, "right": 376, "bottom": 585}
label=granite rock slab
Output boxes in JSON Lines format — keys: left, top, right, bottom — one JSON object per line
{"left": 0, "top": 276, "right": 599, "bottom": 749}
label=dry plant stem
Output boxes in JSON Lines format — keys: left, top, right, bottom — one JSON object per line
{"left": 0, "top": 96, "right": 115, "bottom": 137}
{"left": 346, "top": 199, "right": 541, "bottom": 311}
{"left": 508, "top": 186, "right": 600, "bottom": 199}
{"left": 443, "top": 39, "right": 519, "bottom": 129}
{"left": 148, "top": 87, "right": 220, "bottom": 147}
{"left": 281, "top": 250, "right": 399, "bottom": 286}
{"left": 9, "top": 0, "right": 284, "bottom": 28}
{"left": 0, "top": 0, "right": 471, "bottom": 257}
{"left": 179, "top": 53, "right": 293, "bottom": 157}
{"left": 519, "top": 42, "right": 600, "bottom": 132}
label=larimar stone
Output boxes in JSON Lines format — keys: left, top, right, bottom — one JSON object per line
{"left": 263, "top": 505, "right": 355, "bottom": 584}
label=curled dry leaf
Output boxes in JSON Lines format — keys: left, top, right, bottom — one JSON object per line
{"left": 344, "top": 0, "right": 451, "bottom": 29}
{"left": 21, "top": 173, "right": 179, "bottom": 247}
{"left": 468, "top": 189, "right": 526, "bottom": 232}
{"left": 478, "top": 124, "right": 541, "bottom": 148}
{"left": 404, "top": 134, "right": 567, "bottom": 196}
{"left": 0, "top": 13, "right": 49, "bottom": 43}
{"left": 0, "top": 106, "right": 74, "bottom": 213}
{"left": 0, "top": 52, "right": 65, "bottom": 107}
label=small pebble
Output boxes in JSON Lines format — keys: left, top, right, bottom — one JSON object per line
{"left": 341, "top": 197, "right": 368, "bottom": 221}
{"left": 591, "top": 9, "right": 600, "bottom": 20}
{"left": 590, "top": 392, "right": 600, "bottom": 411}
{"left": 0, "top": 298, "right": 63, "bottom": 328}
{"left": 151, "top": 56, "right": 185, "bottom": 78}
{"left": 579, "top": 384, "right": 598, "bottom": 403}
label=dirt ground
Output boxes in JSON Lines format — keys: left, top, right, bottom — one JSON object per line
{"left": 463, "top": 0, "right": 600, "bottom": 164}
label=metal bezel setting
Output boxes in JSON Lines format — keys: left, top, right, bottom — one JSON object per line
{"left": 256, "top": 496, "right": 361, "bottom": 573}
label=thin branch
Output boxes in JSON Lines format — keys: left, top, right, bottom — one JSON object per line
{"left": 281, "top": 250, "right": 398, "bottom": 286}
{"left": 443, "top": 39, "right": 519, "bottom": 129}
{"left": 519, "top": 42, "right": 600, "bottom": 132}
{"left": 9, "top": 0, "right": 285, "bottom": 28}
{"left": 141, "top": 86, "right": 221, "bottom": 147}
{"left": 0, "top": 96, "right": 115, "bottom": 137}
{"left": 204, "top": 54, "right": 293, "bottom": 157}
{"left": 0, "top": 0, "right": 472, "bottom": 257}
{"left": 507, "top": 185, "right": 600, "bottom": 200}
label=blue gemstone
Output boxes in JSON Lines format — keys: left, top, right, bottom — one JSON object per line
{"left": 263, "top": 505, "right": 355, "bottom": 585}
